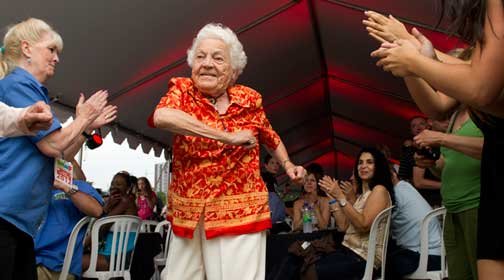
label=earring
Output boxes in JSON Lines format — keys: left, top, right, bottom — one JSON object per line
{"left": 27, "top": 57, "right": 31, "bottom": 64}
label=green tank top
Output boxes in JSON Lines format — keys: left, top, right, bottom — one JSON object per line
{"left": 440, "top": 115, "right": 483, "bottom": 213}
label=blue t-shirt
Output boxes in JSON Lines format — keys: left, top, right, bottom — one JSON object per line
{"left": 391, "top": 180, "right": 442, "bottom": 255}
{"left": 0, "top": 67, "right": 62, "bottom": 236}
{"left": 35, "top": 180, "right": 104, "bottom": 277}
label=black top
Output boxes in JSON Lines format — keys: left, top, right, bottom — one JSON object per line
{"left": 469, "top": 110, "right": 504, "bottom": 259}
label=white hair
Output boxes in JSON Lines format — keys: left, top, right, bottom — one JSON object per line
{"left": 187, "top": 23, "right": 247, "bottom": 76}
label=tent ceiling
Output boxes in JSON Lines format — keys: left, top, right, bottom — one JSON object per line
{"left": 1, "top": 0, "right": 463, "bottom": 178}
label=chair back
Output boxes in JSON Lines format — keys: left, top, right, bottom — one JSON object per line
{"left": 58, "top": 216, "right": 92, "bottom": 280}
{"left": 362, "top": 205, "right": 394, "bottom": 280}
{"left": 154, "top": 220, "right": 172, "bottom": 260}
{"left": 82, "top": 215, "right": 142, "bottom": 280}
{"left": 404, "top": 207, "right": 447, "bottom": 280}
{"left": 140, "top": 220, "right": 159, "bottom": 233}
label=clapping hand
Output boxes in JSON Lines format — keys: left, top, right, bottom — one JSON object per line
{"left": 89, "top": 104, "right": 117, "bottom": 130}
{"left": 363, "top": 11, "right": 414, "bottom": 44}
{"left": 318, "top": 175, "right": 345, "bottom": 200}
{"left": 76, "top": 90, "right": 108, "bottom": 125}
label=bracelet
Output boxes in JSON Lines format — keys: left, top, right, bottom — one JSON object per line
{"left": 328, "top": 199, "right": 338, "bottom": 205}
{"left": 282, "top": 159, "right": 291, "bottom": 168}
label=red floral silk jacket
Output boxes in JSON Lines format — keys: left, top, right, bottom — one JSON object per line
{"left": 154, "top": 77, "right": 281, "bottom": 239}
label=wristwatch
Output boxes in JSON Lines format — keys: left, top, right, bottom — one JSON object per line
{"left": 66, "top": 184, "right": 79, "bottom": 196}
{"left": 338, "top": 198, "right": 347, "bottom": 207}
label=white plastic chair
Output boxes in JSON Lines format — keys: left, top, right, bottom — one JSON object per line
{"left": 404, "top": 207, "right": 448, "bottom": 280}
{"left": 58, "top": 216, "right": 92, "bottom": 280}
{"left": 140, "top": 220, "right": 159, "bottom": 233}
{"left": 152, "top": 220, "right": 172, "bottom": 280}
{"left": 82, "top": 215, "right": 142, "bottom": 280}
{"left": 362, "top": 205, "right": 395, "bottom": 280}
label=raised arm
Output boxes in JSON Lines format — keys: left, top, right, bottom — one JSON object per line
{"left": 36, "top": 91, "right": 109, "bottom": 159}
{"left": 319, "top": 176, "right": 391, "bottom": 232}
{"left": 371, "top": 1, "right": 504, "bottom": 116}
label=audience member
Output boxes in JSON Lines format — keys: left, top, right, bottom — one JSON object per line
{"left": 387, "top": 168, "right": 442, "bottom": 278}
{"left": 261, "top": 154, "right": 286, "bottom": 224}
{"left": 415, "top": 105, "right": 483, "bottom": 279}
{"left": 292, "top": 171, "right": 330, "bottom": 232}
{"left": 364, "top": 12, "right": 485, "bottom": 278}
{"left": 398, "top": 116, "right": 442, "bottom": 206}
{"left": 34, "top": 160, "right": 103, "bottom": 280}
{"left": 82, "top": 172, "right": 137, "bottom": 272}
{"left": 369, "top": 5, "right": 504, "bottom": 276}
{"left": 136, "top": 177, "right": 157, "bottom": 220}
{"left": 315, "top": 147, "right": 395, "bottom": 279}
{"left": 0, "top": 18, "right": 114, "bottom": 280}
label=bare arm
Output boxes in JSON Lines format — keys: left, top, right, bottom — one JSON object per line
{"left": 440, "top": 134, "right": 483, "bottom": 159}
{"left": 338, "top": 186, "right": 390, "bottom": 232}
{"left": 267, "top": 141, "right": 305, "bottom": 184}
{"left": 313, "top": 198, "right": 330, "bottom": 230}
{"left": 319, "top": 176, "right": 391, "bottom": 232}
{"left": 412, "top": 166, "right": 441, "bottom": 189}
{"left": 36, "top": 91, "right": 109, "bottom": 159}
{"left": 414, "top": 129, "right": 484, "bottom": 159}
{"left": 70, "top": 192, "right": 103, "bottom": 218}
{"left": 368, "top": 5, "right": 504, "bottom": 115}
{"left": 404, "top": 77, "right": 459, "bottom": 119}
{"left": 363, "top": 11, "right": 460, "bottom": 119}
{"left": 53, "top": 181, "right": 102, "bottom": 217}
{"left": 153, "top": 107, "right": 229, "bottom": 142}
{"left": 292, "top": 200, "right": 303, "bottom": 231}
{"left": 331, "top": 204, "right": 350, "bottom": 232}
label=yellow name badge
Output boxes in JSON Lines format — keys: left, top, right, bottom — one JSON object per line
{"left": 54, "top": 158, "right": 73, "bottom": 186}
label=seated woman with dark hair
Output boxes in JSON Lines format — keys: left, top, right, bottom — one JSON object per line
{"left": 292, "top": 171, "right": 330, "bottom": 232}
{"left": 82, "top": 172, "right": 137, "bottom": 272}
{"left": 317, "top": 147, "right": 395, "bottom": 280}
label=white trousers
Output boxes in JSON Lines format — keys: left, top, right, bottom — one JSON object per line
{"left": 160, "top": 221, "right": 266, "bottom": 280}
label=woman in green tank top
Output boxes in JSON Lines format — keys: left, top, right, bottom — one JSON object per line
{"left": 415, "top": 106, "right": 483, "bottom": 280}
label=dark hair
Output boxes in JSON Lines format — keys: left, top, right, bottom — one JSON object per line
{"left": 303, "top": 171, "right": 326, "bottom": 197}
{"left": 263, "top": 154, "right": 273, "bottom": 165}
{"left": 353, "top": 147, "right": 395, "bottom": 206}
{"left": 306, "top": 162, "right": 324, "bottom": 178}
{"left": 439, "top": 0, "right": 490, "bottom": 45}
{"left": 138, "top": 177, "right": 153, "bottom": 194}
{"left": 114, "top": 172, "right": 132, "bottom": 194}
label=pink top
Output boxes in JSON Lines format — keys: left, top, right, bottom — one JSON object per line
{"left": 137, "top": 192, "right": 156, "bottom": 220}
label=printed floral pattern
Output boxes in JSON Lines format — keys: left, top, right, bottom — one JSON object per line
{"left": 155, "top": 78, "right": 281, "bottom": 239}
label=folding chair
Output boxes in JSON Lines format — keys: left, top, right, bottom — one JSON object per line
{"left": 58, "top": 216, "right": 93, "bottom": 280}
{"left": 82, "top": 215, "right": 142, "bottom": 280}
{"left": 404, "top": 207, "right": 447, "bottom": 280}
{"left": 362, "top": 206, "right": 395, "bottom": 280}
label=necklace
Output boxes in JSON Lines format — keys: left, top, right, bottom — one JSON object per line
{"left": 206, "top": 92, "right": 226, "bottom": 105}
